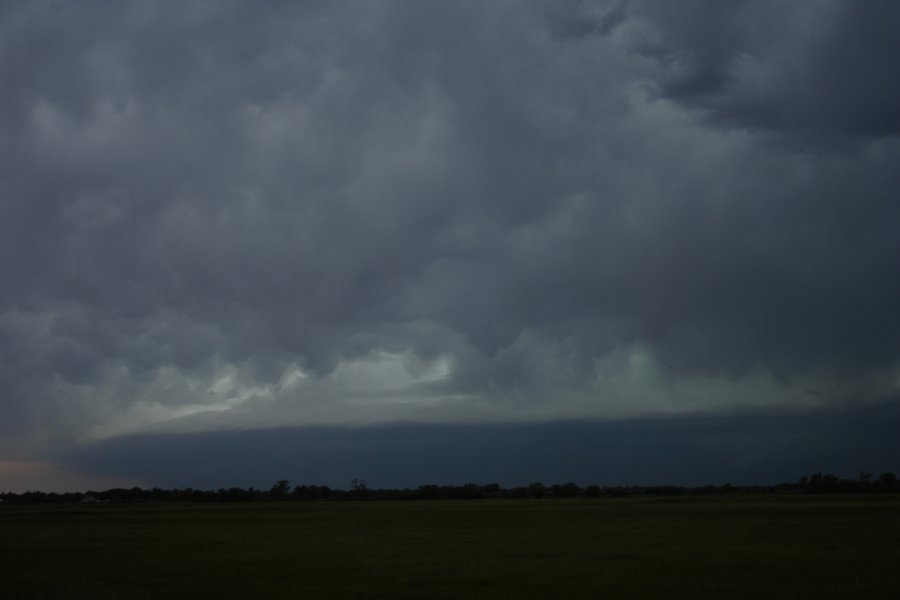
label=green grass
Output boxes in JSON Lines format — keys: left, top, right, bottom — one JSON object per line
{"left": 2, "top": 495, "right": 899, "bottom": 598}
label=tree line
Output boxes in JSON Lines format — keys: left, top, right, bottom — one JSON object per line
{"left": 1, "top": 471, "right": 897, "bottom": 504}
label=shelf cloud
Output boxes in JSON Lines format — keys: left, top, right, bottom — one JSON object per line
{"left": 1, "top": 0, "right": 898, "bottom": 489}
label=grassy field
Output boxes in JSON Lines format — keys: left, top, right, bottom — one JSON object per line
{"left": 2, "top": 495, "right": 899, "bottom": 599}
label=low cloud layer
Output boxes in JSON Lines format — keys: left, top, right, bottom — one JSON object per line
{"left": 2, "top": 1, "right": 898, "bottom": 466}
{"left": 60, "top": 400, "right": 900, "bottom": 491}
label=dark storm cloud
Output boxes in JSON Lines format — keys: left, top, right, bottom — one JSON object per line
{"left": 60, "top": 399, "right": 900, "bottom": 489}
{"left": 0, "top": 0, "right": 898, "bottom": 447}
{"left": 544, "top": 0, "right": 627, "bottom": 39}
{"left": 636, "top": 0, "right": 900, "bottom": 139}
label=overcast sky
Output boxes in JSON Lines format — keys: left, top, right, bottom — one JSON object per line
{"left": 2, "top": 0, "right": 899, "bottom": 492}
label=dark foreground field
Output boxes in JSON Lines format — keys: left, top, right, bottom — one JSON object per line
{"left": 2, "top": 495, "right": 899, "bottom": 599}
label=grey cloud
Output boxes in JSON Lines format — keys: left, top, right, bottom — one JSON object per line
{"left": 543, "top": 0, "right": 627, "bottom": 40}
{"left": 636, "top": 0, "right": 900, "bottom": 140}
{"left": 59, "top": 399, "right": 900, "bottom": 490}
{"left": 1, "top": 0, "right": 898, "bottom": 446}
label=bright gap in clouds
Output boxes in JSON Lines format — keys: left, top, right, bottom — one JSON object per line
{"left": 80, "top": 344, "right": 847, "bottom": 443}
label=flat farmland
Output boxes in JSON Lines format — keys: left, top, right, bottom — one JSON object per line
{"left": 2, "top": 495, "right": 899, "bottom": 599}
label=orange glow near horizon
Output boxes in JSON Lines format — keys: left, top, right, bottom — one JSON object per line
{"left": 0, "top": 460, "right": 142, "bottom": 494}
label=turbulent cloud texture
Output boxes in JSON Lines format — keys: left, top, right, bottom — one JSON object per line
{"left": 1, "top": 1, "right": 899, "bottom": 477}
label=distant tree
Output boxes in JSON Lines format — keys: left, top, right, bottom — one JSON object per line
{"left": 801, "top": 472, "right": 846, "bottom": 494}
{"left": 585, "top": 484, "right": 601, "bottom": 498}
{"left": 479, "top": 483, "right": 501, "bottom": 498}
{"left": 879, "top": 472, "right": 898, "bottom": 491}
{"left": 507, "top": 486, "right": 529, "bottom": 499}
{"left": 417, "top": 484, "right": 440, "bottom": 500}
{"left": 461, "top": 483, "right": 480, "bottom": 500}
{"left": 528, "top": 482, "right": 545, "bottom": 499}
{"left": 551, "top": 482, "right": 581, "bottom": 498}
{"left": 351, "top": 478, "right": 368, "bottom": 499}
{"left": 270, "top": 480, "right": 290, "bottom": 500}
